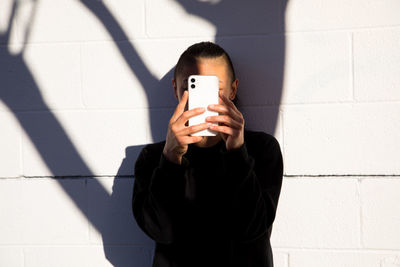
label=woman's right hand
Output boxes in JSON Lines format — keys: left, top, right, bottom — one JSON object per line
{"left": 163, "top": 91, "right": 211, "bottom": 164}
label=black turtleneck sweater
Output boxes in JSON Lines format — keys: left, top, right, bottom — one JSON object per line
{"left": 132, "top": 130, "right": 283, "bottom": 267}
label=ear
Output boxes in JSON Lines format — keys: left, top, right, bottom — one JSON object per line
{"left": 172, "top": 79, "right": 178, "bottom": 100}
{"left": 229, "top": 78, "right": 239, "bottom": 100}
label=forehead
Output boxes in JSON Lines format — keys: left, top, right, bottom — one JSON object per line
{"left": 176, "top": 57, "right": 229, "bottom": 84}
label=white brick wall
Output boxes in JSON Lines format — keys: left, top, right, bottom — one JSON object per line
{"left": 1, "top": 0, "right": 399, "bottom": 266}
{"left": 271, "top": 178, "right": 361, "bottom": 248}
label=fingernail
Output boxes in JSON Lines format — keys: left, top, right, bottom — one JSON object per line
{"left": 209, "top": 104, "right": 214, "bottom": 108}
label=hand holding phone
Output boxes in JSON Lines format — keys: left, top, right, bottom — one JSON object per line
{"left": 163, "top": 90, "right": 211, "bottom": 164}
{"left": 188, "top": 75, "right": 219, "bottom": 136}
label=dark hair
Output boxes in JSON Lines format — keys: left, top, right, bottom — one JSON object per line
{"left": 173, "top": 41, "right": 236, "bottom": 83}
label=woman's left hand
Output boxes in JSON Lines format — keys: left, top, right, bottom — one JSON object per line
{"left": 206, "top": 92, "right": 245, "bottom": 151}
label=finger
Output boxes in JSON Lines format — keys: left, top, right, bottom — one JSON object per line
{"left": 177, "top": 122, "right": 211, "bottom": 136}
{"left": 219, "top": 92, "right": 238, "bottom": 111}
{"left": 208, "top": 103, "right": 229, "bottom": 114}
{"left": 219, "top": 94, "right": 245, "bottom": 123}
{"left": 209, "top": 103, "right": 243, "bottom": 123}
{"left": 206, "top": 115, "right": 242, "bottom": 129}
{"left": 180, "top": 135, "right": 204, "bottom": 144}
{"left": 170, "top": 108, "right": 205, "bottom": 134}
{"left": 177, "top": 106, "right": 206, "bottom": 124}
{"left": 209, "top": 124, "right": 235, "bottom": 136}
{"left": 170, "top": 91, "right": 188, "bottom": 122}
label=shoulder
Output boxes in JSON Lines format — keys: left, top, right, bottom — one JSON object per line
{"left": 243, "top": 129, "right": 283, "bottom": 166}
{"left": 141, "top": 140, "right": 166, "bottom": 157}
{"left": 135, "top": 140, "right": 166, "bottom": 169}
{"left": 244, "top": 129, "right": 280, "bottom": 151}
{"left": 244, "top": 129, "right": 284, "bottom": 186}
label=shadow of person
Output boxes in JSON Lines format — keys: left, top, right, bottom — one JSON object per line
{"left": 89, "top": 70, "right": 176, "bottom": 267}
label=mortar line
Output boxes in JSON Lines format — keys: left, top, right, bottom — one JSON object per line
{"left": 0, "top": 243, "right": 155, "bottom": 247}
{"left": 357, "top": 178, "right": 363, "bottom": 248}
{"left": 85, "top": 178, "right": 91, "bottom": 244}
{"left": 273, "top": 247, "right": 400, "bottom": 253}
{"left": 79, "top": 43, "right": 86, "bottom": 109}
{"left": 280, "top": 107, "right": 286, "bottom": 174}
{"left": 22, "top": 247, "right": 26, "bottom": 267}
{"left": 1, "top": 174, "right": 399, "bottom": 179}
{"left": 284, "top": 174, "right": 400, "bottom": 178}
{"left": 7, "top": 98, "right": 400, "bottom": 114}
{"left": 358, "top": 178, "right": 364, "bottom": 249}
{"left": 350, "top": 32, "right": 355, "bottom": 102}
{"left": 144, "top": 0, "right": 149, "bottom": 38}
{"left": 19, "top": 120, "right": 24, "bottom": 177}
{"left": 4, "top": 24, "right": 399, "bottom": 47}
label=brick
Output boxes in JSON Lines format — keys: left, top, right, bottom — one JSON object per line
{"left": 24, "top": 245, "right": 153, "bottom": 267}
{"left": 0, "top": 178, "right": 88, "bottom": 244}
{"left": 21, "top": 110, "right": 148, "bottom": 177}
{"left": 87, "top": 178, "right": 153, "bottom": 245}
{"left": 283, "top": 103, "right": 400, "bottom": 175}
{"left": 285, "top": 0, "right": 400, "bottom": 31}
{"left": 101, "top": 245, "right": 154, "bottom": 267}
{"left": 239, "top": 106, "right": 283, "bottom": 147}
{"left": 15, "top": 0, "right": 145, "bottom": 43}
{"left": 0, "top": 179, "right": 23, "bottom": 242}
{"left": 272, "top": 251, "right": 288, "bottom": 267}
{"left": 218, "top": 36, "right": 285, "bottom": 106}
{"left": 0, "top": 247, "right": 23, "bottom": 267}
{"left": 0, "top": 0, "right": 18, "bottom": 45}
{"left": 219, "top": 32, "right": 351, "bottom": 106}
{"left": 354, "top": 28, "right": 400, "bottom": 102}
{"left": 93, "top": 0, "right": 146, "bottom": 40}
{"left": 24, "top": 43, "right": 82, "bottom": 109}
{"left": 147, "top": 108, "right": 175, "bottom": 143}
{"left": 361, "top": 179, "right": 400, "bottom": 249}
{"left": 0, "top": 111, "right": 21, "bottom": 177}
{"left": 146, "top": 0, "right": 281, "bottom": 37}
{"left": 271, "top": 178, "right": 360, "bottom": 248}
{"left": 81, "top": 39, "right": 198, "bottom": 109}
{"left": 0, "top": 43, "right": 80, "bottom": 111}
{"left": 282, "top": 32, "right": 351, "bottom": 104}
{"left": 288, "top": 250, "right": 400, "bottom": 267}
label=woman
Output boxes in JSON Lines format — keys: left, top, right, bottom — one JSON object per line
{"left": 132, "top": 41, "right": 284, "bottom": 267}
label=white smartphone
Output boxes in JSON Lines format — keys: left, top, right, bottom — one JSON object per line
{"left": 188, "top": 75, "right": 219, "bottom": 136}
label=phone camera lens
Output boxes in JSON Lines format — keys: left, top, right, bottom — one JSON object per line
{"left": 191, "top": 84, "right": 195, "bottom": 89}
{"left": 191, "top": 78, "right": 195, "bottom": 83}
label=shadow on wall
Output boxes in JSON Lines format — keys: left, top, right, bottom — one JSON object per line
{"left": 0, "top": 0, "right": 287, "bottom": 266}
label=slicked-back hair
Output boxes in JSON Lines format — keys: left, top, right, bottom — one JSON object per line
{"left": 173, "top": 41, "right": 236, "bottom": 83}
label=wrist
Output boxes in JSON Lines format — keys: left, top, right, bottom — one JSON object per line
{"left": 162, "top": 148, "right": 182, "bottom": 165}
{"left": 226, "top": 138, "right": 244, "bottom": 151}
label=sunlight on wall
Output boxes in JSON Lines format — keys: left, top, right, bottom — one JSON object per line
{"left": 0, "top": 0, "right": 14, "bottom": 33}
{"left": 146, "top": 0, "right": 217, "bottom": 38}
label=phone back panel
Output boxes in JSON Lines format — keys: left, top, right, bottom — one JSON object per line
{"left": 188, "top": 75, "right": 219, "bottom": 136}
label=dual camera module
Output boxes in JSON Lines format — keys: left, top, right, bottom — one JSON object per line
{"left": 190, "top": 78, "right": 196, "bottom": 89}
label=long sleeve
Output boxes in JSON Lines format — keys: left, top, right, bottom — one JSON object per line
{"left": 132, "top": 144, "right": 188, "bottom": 244}
{"left": 222, "top": 134, "right": 284, "bottom": 243}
